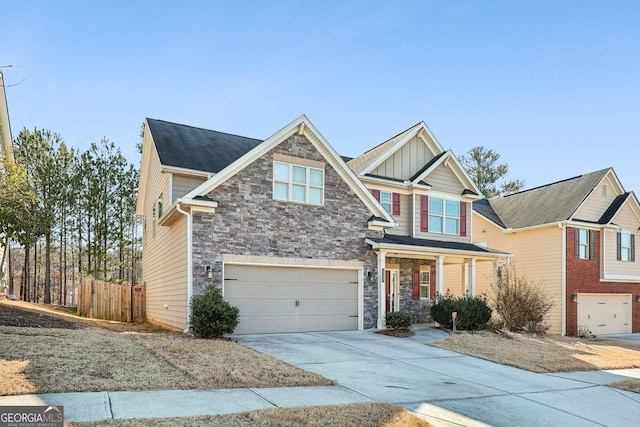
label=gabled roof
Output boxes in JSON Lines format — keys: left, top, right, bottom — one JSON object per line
{"left": 347, "top": 122, "right": 445, "bottom": 176}
{"left": 409, "top": 150, "right": 482, "bottom": 196}
{"left": 598, "top": 193, "right": 630, "bottom": 224}
{"left": 183, "top": 115, "right": 395, "bottom": 224}
{"left": 146, "top": 118, "right": 263, "bottom": 174}
{"left": 473, "top": 168, "right": 611, "bottom": 230}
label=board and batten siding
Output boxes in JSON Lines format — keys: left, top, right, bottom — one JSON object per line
{"left": 371, "top": 135, "right": 435, "bottom": 180}
{"left": 172, "top": 175, "right": 206, "bottom": 204}
{"left": 473, "top": 214, "right": 564, "bottom": 334}
{"left": 602, "top": 203, "right": 640, "bottom": 280}
{"left": 574, "top": 175, "right": 618, "bottom": 222}
{"left": 142, "top": 143, "right": 189, "bottom": 330}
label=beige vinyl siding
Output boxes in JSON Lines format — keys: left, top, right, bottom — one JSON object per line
{"left": 386, "top": 193, "right": 412, "bottom": 236}
{"left": 413, "top": 196, "right": 471, "bottom": 243}
{"left": 574, "top": 175, "right": 618, "bottom": 222}
{"left": 371, "top": 135, "right": 435, "bottom": 180}
{"left": 425, "top": 164, "right": 465, "bottom": 194}
{"left": 602, "top": 203, "right": 640, "bottom": 280}
{"left": 142, "top": 144, "right": 189, "bottom": 330}
{"left": 473, "top": 214, "right": 564, "bottom": 334}
{"left": 172, "top": 175, "right": 206, "bottom": 203}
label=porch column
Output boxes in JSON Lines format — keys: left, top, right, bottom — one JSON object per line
{"left": 436, "top": 255, "right": 444, "bottom": 298}
{"left": 461, "top": 262, "right": 469, "bottom": 295}
{"left": 469, "top": 258, "right": 477, "bottom": 296}
{"left": 377, "top": 250, "right": 386, "bottom": 329}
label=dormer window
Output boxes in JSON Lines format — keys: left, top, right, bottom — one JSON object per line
{"left": 273, "top": 161, "right": 324, "bottom": 205}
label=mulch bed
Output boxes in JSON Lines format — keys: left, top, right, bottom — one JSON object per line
{"left": 0, "top": 303, "right": 84, "bottom": 329}
{"left": 376, "top": 329, "right": 416, "bottom": 338}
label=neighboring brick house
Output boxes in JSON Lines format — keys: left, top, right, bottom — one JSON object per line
{"left": 473, "top": 168, "right": 640, "bottom": 335}
{"left": 137, "top": 115, "right": 508, "bottom": 333}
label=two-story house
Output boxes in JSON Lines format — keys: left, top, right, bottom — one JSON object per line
{"left": 473, "top": 168, "right": 640, "bottom": 335}
{"left": 136, "top": 115, "right": 508, "bottom": 333}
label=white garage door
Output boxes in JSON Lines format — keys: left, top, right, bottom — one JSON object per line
{"left": 577, "top": 293, "right": 631, "bottom": 335}
{"left": 223, "top": 264, "right": 359, "bottom": 334}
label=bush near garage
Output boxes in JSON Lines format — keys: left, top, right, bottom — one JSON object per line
{"left": 385, "top": 311, "right": 413, "bottom": 331}
{"left": 190, "top": 284, "right": 240, "bottom": 338}
{"left": 431, "top": 291, "right": 492, "bottom": 331}
{"left": 491, "top": 263, "right": 554, "bottom": 333}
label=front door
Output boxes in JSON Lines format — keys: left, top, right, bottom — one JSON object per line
{"left": 385, "top": 269, "right": 400, "bottom": 312}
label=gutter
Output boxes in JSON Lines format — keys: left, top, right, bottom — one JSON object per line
{"left": 175, "top": 199, "right": 192, "bottom": 333}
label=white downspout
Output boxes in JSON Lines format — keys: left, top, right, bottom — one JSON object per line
{"left": 560, "top": 223, "right": 567, "bottom": 336}
{"left": 176, "top": 200, "right": 192, "bottom": 333}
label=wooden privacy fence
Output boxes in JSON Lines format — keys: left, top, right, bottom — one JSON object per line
{"left": 78, "top": 277, "right": 146, "bottom": 323}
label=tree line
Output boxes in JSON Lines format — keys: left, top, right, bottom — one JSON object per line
{"left": 0, "top": 127, "right": 140, "bottom": 305}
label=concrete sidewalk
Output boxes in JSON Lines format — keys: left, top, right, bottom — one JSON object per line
{"left": 0, "top": 385, "right": 373, "bottom": 423}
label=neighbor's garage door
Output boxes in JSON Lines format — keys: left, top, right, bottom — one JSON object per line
{"left": 224, "top": 264, "right": 359, "bottom": 334}
{"left": 577, "top": 293, "right": 631, "bottom": 335}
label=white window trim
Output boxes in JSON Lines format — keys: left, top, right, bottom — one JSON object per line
{"left": 429, "top": 196, "right": 460, "bottom": 235}
{"left": 273, "top": 161, "right": 324, "bottom": 206}
{"left": 380, "top": 191, "right": 392, "bottom": 213}
{"left": 420, "top": 270, "right": 431, "bottom": 300}
{"left": 620, "top": 232, "right": 632, "bottom": 262}
{"left": 578, "top": 229, "right": 589, "bottom": 259}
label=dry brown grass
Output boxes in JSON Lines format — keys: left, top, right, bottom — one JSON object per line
{"left": 0, "top": 326, "right": 332, "bottom": 396}
{"left": 68, "top": 402, "right": 431, "bottom": 427}
{"left": 430, "top": 330, "right": 640, "bottom": 394}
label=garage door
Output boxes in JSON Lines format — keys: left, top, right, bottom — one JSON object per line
{"left": 223, "top": 264, "right": 359, "bottom": 334}
{"left": 577, "top": 293, "right": 631, "bottom": 335}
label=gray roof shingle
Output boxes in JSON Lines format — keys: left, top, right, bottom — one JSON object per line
{"left": 368, "top": 234, "right": 509, "bottom": 255}
{"left": 473, "top": 169, "right": 611, "bottom": 229}
{"left": 147, "top": 118, "right": 263, "bottom": 174}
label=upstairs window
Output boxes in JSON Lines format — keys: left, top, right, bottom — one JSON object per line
{"left": 380, "top": 192, "right": 392, "bottom": 213}
{"left": 273, "top": 161, "right": 324, "bottom": 205}
{"left": 429, "top": 198, "right": 459, "bottom": 235}
{"left": 157, "top": 193, "right": 163, "bottom": 217}
{"left": 617, "top": 232, "right": 636, "bottom": 262}
{"left": 575, "top": 228, "right": 595, "bottom": 259}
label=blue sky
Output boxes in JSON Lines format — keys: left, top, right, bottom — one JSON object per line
{"left": 2, "top": 1, "right": 639, "bottom": 193}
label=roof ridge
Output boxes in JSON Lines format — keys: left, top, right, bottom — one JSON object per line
{"left": 356, "top": 122, "right": 423, "bottom": 157}
{"left": 499, "top": 168, "right": 611, "bottom": 199}
{"left": 146, "top": 118, "right": 262, "bottom": 142}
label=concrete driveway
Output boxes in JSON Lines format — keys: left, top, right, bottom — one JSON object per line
{"left": 600, "top": 333, "right": 640, "bottom": 344}
{"left": 236, "top": 328, "right": 640, "bottom": 427}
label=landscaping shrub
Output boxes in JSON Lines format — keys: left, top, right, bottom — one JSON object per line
{"left": 491, "top": 263, "right": 554, "bottom": 333}
{"left": 189, "top": 284, "right": 240, "bottom": 338}
{"left": 385, "top": 311, "right": 412, "bottom": 331}
{"left": 430, "top": 291, "right": 492, "bottom": 331}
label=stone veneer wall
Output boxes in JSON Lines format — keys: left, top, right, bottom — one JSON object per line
{"left": 386, "top": 257, "right": 434, "bottom": 323}
{"left": 190, "top": 133, "right": 383, "bottom": 329}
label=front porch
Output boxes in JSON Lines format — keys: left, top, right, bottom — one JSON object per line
{"left": 366, "top": 234, "right": 510, "bottom": 329}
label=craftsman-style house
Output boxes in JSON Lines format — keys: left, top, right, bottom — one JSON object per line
{"left": 136, "top": 115, "right": 508, "bottom": 333}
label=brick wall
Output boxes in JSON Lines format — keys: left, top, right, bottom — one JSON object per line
{"left": 565, "top": 227, "right": 640, "bottom": 335}
{"left": 191, "top": 133, "right": 383, "bottom": 328}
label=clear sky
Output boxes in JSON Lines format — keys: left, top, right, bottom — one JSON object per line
{"left": 2, "top": 1, "right": 639, "bottom": 194}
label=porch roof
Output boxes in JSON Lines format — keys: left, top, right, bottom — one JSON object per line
{"left": 366, "top": 234, "right": 510, "bottom": 259}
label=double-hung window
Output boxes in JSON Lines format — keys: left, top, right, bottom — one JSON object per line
{"left": 429, "top": 198, "right": 459, "bottom": 235}
{"left": 618, "top": 232, "right": 635, "bottom": 262}
{"left": 273, "top": 161, "right": 324, "bottom": 205}
{"left": 380, "top": 191, "right": 392, "bottom": 213}
{"left": 577, "top": 229, "right": 590, "bottom": 259}
{"left": 420, "top": 271, "right": 431, "bottom": 300}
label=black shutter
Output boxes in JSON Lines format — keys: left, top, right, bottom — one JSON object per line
{"left": 574, "top": 228, "right": 580, "bottom": 258}
{"left": 631, "top": 234, "right": 636, "bottom": 262}
{"left": 616, "top": 232, "right": 622, "bottom": 261}
{"left": 589, "top": 230, "right": 596, "bottom": 259}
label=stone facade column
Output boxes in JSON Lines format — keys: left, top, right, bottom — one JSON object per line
{"left": 377, "top": 250, "right": 386, "bottom": 329}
